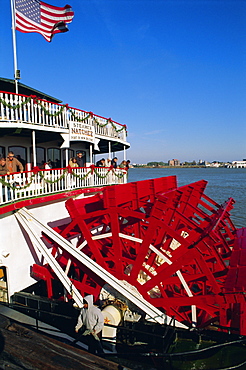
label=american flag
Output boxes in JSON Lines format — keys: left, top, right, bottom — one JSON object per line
{"left": 15, "top": 0, "right": 74, "bottom": 42}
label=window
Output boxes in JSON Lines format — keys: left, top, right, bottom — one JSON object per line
{"left": 47, "top": 148, "right": 61, "bottom": 168}
{"left": 62, "top": 149, "right": 74, "bottom": 167}
{"left": 36, "top": 147, "right": 45, "bottom": 168}
{"left": 30, "top": 147, "right": 46, "bottom": 168}
{"left": 0, "top": 147, "right": 5, "bottom": 158}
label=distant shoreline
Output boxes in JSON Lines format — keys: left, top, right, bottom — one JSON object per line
{"left": 133, "top": 165, "right": 208, "bottom": 169}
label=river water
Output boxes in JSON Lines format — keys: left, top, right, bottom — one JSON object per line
{"left": 128, "top": 167, "right": 246, "bottom": 229}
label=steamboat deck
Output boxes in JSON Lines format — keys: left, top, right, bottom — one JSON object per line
{"left": 0, "top": 81, "right": 129, "bottom": 208}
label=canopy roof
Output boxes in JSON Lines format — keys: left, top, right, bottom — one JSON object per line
{"left": 0, "top": 77, "right": 62, "bottom": 103}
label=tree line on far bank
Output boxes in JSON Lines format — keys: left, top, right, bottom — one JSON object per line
{"left": 146, "top": 161, "right": 198, "bottom": 167}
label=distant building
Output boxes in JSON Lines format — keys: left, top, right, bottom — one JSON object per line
{"left": 210, "top": 162, "right": 220, "bottom": 168}
{"left": 168, "top": 159, "right": 180, "bottom": 166}
{"left": 132, "top": 163, "right": 147, "bottom": 167}
{"left": 198, "top": 160, "right": 208, "bottom": 166}
{"left": 229, "top": 160, "right": 246, "bottom": 168}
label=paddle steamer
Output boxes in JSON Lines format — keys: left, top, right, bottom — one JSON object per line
{"left": 1, "top": 77, "right": 246, "bottom": 369}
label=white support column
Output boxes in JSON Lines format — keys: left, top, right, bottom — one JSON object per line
{"left": 123, "top": 145, "right": 126, "bottom": 160}
{"left": 26, "top": 144, "right": 31, "bottom": 171}
{"left": 108, "top": 141, "right": 111, "bottom": 160}
{"left": 90, "top": 144, "right": 93, "bottom": 164}
{"left": 32, "top": 130, "right": 36, "bottom": 167}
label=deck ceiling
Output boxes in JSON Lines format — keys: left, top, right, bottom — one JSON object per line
{"left": 95, "top": 138, "right": 130, "bottom": 154}
{"left": 0, "top": 127, "right": 129, "bottom": 153}
{"left": 0, "top": 128, "right": 63, "bottom": 145}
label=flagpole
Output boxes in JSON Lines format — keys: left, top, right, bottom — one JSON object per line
{"left": 10, "top": 0, "right": 19, "bottom": 94}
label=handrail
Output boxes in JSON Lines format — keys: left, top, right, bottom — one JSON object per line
{"left": 0, "top": 91, "right": 127, "bottom": 142}
{"left": 0, "top": 166, "right": 127, "bottom": 206}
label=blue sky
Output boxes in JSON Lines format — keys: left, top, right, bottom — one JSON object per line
{"left": 1, "top": 0, "right": 245, "bottom": 163}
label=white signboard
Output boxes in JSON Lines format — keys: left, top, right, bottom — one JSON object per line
{"left": 70, "top": 122, "right": 95, "bottom": 143}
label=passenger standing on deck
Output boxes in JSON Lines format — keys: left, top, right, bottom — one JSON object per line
{"left": 0, "top": 157, "right": 9, "bottom": 176}
{"left": 45, "top": 160, "right": 52, "bottom": 169}
{"left": 6, "top": 152, "right": 24, "bottom": 173}
{"left": 76, "top": 152, "right": 85, "bottom": 167}
{"left": 69, "top": 157, "right": 79, "bottom": 168}
{"left": 0, "top": 157, "right": 11, "bottom": 201}
{"left": 119, "top": 160, "right": 127, "bottom": 168}
{"left": 125, "top": 160, "right": 131, "bottom": 170}
{"left": 75, "top": 295, "right": 104, "bottom": 356}
{"left": 111, "top": 157, "right": 118, "bottom": 168}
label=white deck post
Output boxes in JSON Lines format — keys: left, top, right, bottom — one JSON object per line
{"left": 108, "top": 141, "right": 111, "bottom": 160}
{"left": 90, "top": 144, "right": 93, "bottom": 164}
{"left": 32, "top": 130, "right": 36, "bottom": 167}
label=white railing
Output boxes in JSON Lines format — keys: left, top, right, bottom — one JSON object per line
{"left": 91, "top": 116, "right": 126, "bottom": 142}
{"left": 0, "top": 167, "right": 127, "bottom": 206}
{"left": 0, "top": 92, "right": 67, "bottom": 128}
{"left": 0, "top": 92, "right": 127, "bottom": 142}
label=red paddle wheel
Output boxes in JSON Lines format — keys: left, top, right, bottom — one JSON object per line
{"left": 32, "top": 176, "right": 246, "bottom": 334}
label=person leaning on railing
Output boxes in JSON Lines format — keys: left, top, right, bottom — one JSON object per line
{"left": 6, "top": 152, "right": 24, "bottom": 173}
{"left": 125, "top": 159, "right": 131, "bottom": 170}
{"left": 119, "top": 160, "right": 126, "bottom": 168}
{"left": 69, "top": 157, "right": 79, "bottom": 168}
{"left": 0, "top": 157, "right": 11, "bottom": 202}
{"left": 95, "top": 158, "right": 105, "bottom": 167}
{"left": 111, "top": 157, "right": 118, "bottom": 168}
{"left": 0, "top": 157, "right": 10, "bottom": 176}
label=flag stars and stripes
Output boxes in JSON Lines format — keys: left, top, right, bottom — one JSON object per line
{"left": 15, "top": 0, "right": 40, "bottom": 23}
{"left": 14, "top": 0, "right": 74, "bottom": 42}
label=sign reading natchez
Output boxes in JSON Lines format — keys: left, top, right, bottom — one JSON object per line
{"left": 69, "top": 122, "right": 95, "bottom": 143}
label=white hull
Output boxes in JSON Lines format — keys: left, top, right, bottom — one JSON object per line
{"left": 1, "top": 197, "right": 72, "bottom": 298}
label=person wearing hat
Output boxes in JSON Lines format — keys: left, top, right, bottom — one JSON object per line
{"left": 75, "top": 295, "right": 104, "bottom": 356}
